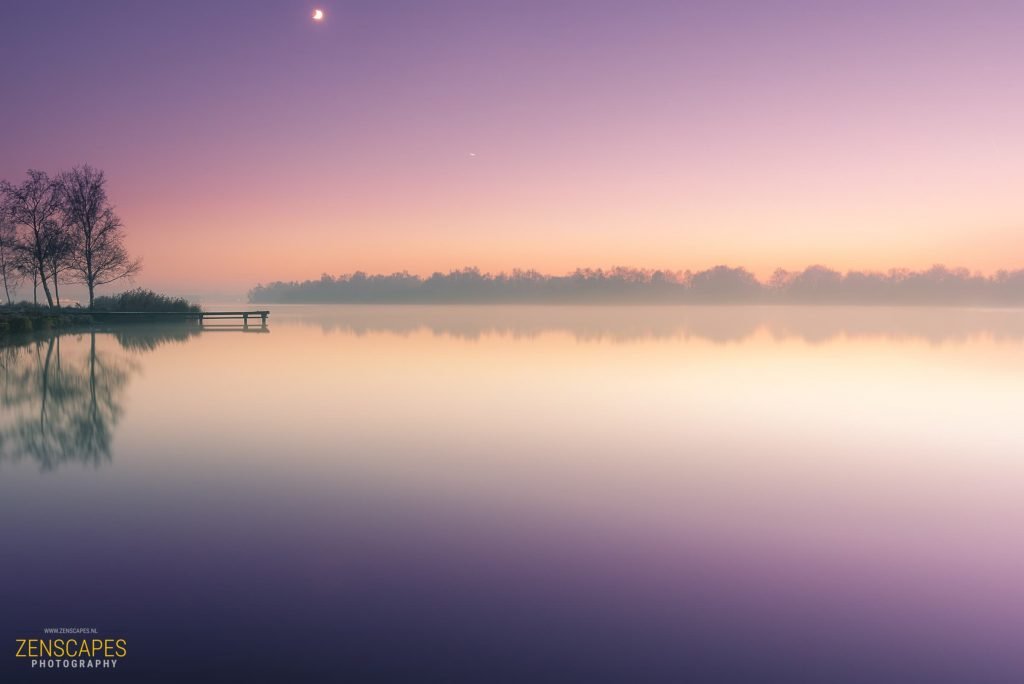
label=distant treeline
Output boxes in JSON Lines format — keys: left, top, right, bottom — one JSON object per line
{"left": 250, "top": 265, "right": 1024, "bottom": 305}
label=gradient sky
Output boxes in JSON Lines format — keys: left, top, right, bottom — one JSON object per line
{"left": 2, "top": 0, "right": 1022, "bottom": 295}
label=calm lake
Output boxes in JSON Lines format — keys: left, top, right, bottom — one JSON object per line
{"left": 2, "top": 305, "right": 1023, "bottom": 681}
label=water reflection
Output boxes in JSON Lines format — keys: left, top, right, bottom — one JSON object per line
{"left": 275, "top": 304, "right": 1024, "bottom": 345}
{"left": 0, "top": 325, "right": 199, "bottom": 470}
{"left": 1, "top": 307, "right": 1022, "bottom": 680}
{"left": 111, "top": 324, "right": 202, "bottom": 351}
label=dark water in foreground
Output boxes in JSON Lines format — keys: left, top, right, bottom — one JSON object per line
{"left": 2, "top": 306, "right": 1023, "bottom": 682}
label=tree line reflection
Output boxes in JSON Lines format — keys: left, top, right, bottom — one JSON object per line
{"left": 0, "top": 326, "right": 200, "bottom": 471}
{"left": 281, "top": 305, "right": 1024, "bottom": 346}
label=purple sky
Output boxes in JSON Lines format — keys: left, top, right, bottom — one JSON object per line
{"left": 2, "top": 0, "right": 1022, "bottom": 294}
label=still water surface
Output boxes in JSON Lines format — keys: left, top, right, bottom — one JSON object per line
{"left": 2, "top": 306, "right": 1023, "bottom": 681}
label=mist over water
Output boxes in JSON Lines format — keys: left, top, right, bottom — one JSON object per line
{"left": 249, "top": 266, "right": 1024, "bottom": 306}
{"left": 2, "top": 306, "right": 1023, "bottom": 681}
{"left": 268, "top": 303, "right": 1024, "bottom": 345}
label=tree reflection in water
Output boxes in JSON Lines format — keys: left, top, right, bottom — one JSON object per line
{"left": 0, "top": 325, "right": 199, "bottom": 470}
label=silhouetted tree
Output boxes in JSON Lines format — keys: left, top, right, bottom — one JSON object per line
{"left": 18, "top": 251, "right": 42, "bottom": 305}
{"left": 785, "top": 265, "right": 843, "bottom": 302}
{"left": 687, "top": 265, "right": 762, "bottom": 302}
{"left": 58, "top": 165, "right": 140, "bottom": 308}
{"left": 43, "top": 215, "right": 76, "bottom": 307}
{"left": 0, "top": 209, "right": 21, "bottom": 304}
{"left": 0, "top": 170, "right": 64, "bottom": 307}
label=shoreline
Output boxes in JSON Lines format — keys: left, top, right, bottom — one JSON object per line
{"left": 0, "top": 308, "right": 202, "bottom": 341}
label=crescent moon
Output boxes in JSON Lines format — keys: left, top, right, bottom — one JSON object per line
{"left": 312, "top": 9, "right": 324, "bottom": 21}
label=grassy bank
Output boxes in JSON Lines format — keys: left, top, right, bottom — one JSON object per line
{"left": 0, "top": 308, "right": 94, "bottom": 336}
{"left": 92, "top": 288, "right": 200, "bottom": 313}
{"left": 1, "top": 290, "right": 201, "bottom": 341}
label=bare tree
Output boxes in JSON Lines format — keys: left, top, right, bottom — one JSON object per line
{"left": 43, "top": 217, "right": 76, "bottom": 307}
{"left": 16, "top": 250, "right": 41, "bottom": 306}
{"left": 0, "top": 206, "right": 22, "bottom": 305}
{"left": 0, "top": 170, "right": 64, "bottom": 307}
{"left": 57, "top": 166, "right": 140, "bottom": 308}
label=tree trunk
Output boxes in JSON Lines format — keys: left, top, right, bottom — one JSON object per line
{"left": 37, "top": 259, "right": 54, "bottom": 308}
{"left": 86, "top": 243, "right": 94, "bottom": 307}
{"left": 0, "top": 245, "right": 10, "bottom": 304}
{"left": 52, "top": 264, "right": 60, "bottom": 308}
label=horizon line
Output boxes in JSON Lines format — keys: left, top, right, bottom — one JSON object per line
{"left": 249, "top": 263, "right": 1024, "bottom": 306}
{"left": 254, "top": 262, "right": 1024, "bottom": 285}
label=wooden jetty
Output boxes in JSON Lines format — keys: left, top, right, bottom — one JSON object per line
{"left": 195, "top": 310, "right": 270, "bottom": 327}
{"left": 62, "top": 310, "right": 270, "bottom": 327}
